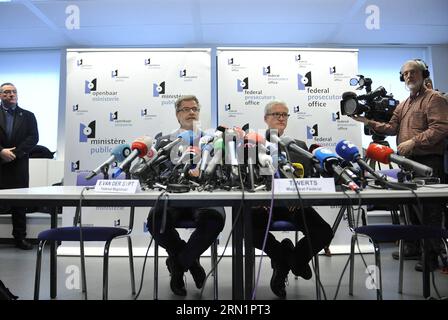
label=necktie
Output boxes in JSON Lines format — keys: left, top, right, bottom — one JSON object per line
{"left": 4, "top": 108, "right": 15, "bottom": 140}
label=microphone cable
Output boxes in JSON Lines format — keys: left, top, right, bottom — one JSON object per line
{"left": 284, "top": 148, "right": 328, "bottom": 300}
{"left": 199, "top": 163, "right": 246, "bottom": 298}
{"left": 77, "top": 186, "right": 94, "bottom": 300}
{"left": 134, "top": 190, "right": 166, "bottom": 300}
{"left": 251, "top": 172, "right": 275, "bottom": 300}
{"left": 332, "top": 189, "right": 364, "bottom": 300}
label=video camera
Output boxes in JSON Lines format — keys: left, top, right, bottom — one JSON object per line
{"left": 340, "top": 75, "right": 399, "bottom": 135}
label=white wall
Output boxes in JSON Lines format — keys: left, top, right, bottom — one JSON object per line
{"left": 0, "top": 50, "right": 61, "bottom": 153}
{"left": 429, "top": 45, "right": 448, "bottom": 93}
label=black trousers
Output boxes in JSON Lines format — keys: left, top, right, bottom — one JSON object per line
{"left": 11, "top": 207, "right": 27, "bottom": 240}
{"left": 251, "top": 206, "right": 333, "bottom": 265}
{"left": 147, "top": 206, "right": 225, "bottom": 269}
{"left": 407, "top": 154, "right": 446, "bottom": 254}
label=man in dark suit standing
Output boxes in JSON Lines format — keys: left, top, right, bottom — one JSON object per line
{"left": 0, "top": 83, "right": 39, "bottom": 250}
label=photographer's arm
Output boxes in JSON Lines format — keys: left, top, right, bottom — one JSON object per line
{"left": 350, "top": 107, "right": 401, "bottom": 136}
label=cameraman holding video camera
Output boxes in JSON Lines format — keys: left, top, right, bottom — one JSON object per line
{"left": 351, "top": 59, "right": 448, "bottom": 271}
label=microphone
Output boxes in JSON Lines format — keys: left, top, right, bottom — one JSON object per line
{"left": 204, "top": 138, "right": 224, "bottom": 177}
{"left": 177, "top": 145, "right": 201, "bottom": 181}
{"left": 313, "top": 147, "right": 360, "bottom": 192}
{"left": 224, "top": 128, "right": 239, "bottom": 166}
{"left": 199, "top": 143, "right": 214, "bottom": 173}
{"left": 335, "top": 140, "right": 386, "bottom": 181}
{"left": 86, "top": 144, "right": 131, "bottom": 180}
{"left": 291, "top": 162, "right": 305, "bottom": 178}
{"left": 130, "top": 146, "right": 157, "bottom": 176}
{"left": 112, "top": 136, "right": 152, "bottom": 178}
{"left": 366, "top": 143, "right": 433, "bottom": 177}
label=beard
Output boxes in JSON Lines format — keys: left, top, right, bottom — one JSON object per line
{"left": 406, "top": 79, "right": 423, "bottom": 91}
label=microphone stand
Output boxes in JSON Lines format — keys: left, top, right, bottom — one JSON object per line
{"left": 101, "top": 164, "right": 110, "bottom": 180}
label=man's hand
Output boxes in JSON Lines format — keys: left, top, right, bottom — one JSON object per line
{"left": 188, "top": 167, "right": 200, "bottom": 177}
{"left": 349, "top": 115, "right": 369, "bottom": 125}
{"left": 0, "top": 147, "right": 16, "bottom": 162}
{"left": 397, "top": 139, "right": 415, "bottom": 156}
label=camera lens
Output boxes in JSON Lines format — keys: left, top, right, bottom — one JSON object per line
{"left": 344, "top": 98, "right": 358, "bottom": 115}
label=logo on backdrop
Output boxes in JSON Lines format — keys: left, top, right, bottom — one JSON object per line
{"left": 332, "top": 112, "right": 340, "bottom": 121}
{"left": 225, "top": 103, "right": 231, "bottom": 111}
{"left": 237, "top": 77, "right": 249, "bottom": 92}
{"left": 306, "top": 124, "right": 319, "bottom": 139}
{"left": 329, "top": 66, "right": 336, "bottom": 74}
{"left": 111, "top": 69, "right": 129, "bottom": 81}
{"left": 109, "top": 111, "right": 132, "bottom": 127}
{"left": 76, "top": 58, "right": 92, "bottom": 69}
{"left": 79, "top": 121, "right": 96, "bottom": 142}
{"left": 84, "top": 78, "right": 97, "bottom": 94}
{"left": 153, "top": 81, "right": 166, "bottom": 97}
{"left": 179, "top": 69, "right": 198, "bottom": 81}
{"left": 262, "top": 66, "right": 271, "bottom": 75}
{"left": 292, "top": 105, "right": 311, "bottom": 120}
{"left": 144, "top": 58, "right": 161, "bottom": 68}
{"left": 71, "top": 160, "right": 80, "bottom": 172}
{"left": 297, "top": 72, "right": 312, "bottom": 90}
{"left": 228, "top": 58, "right": 234, "bottom": 65}
{"left": 110, "top": 111, "right": 118, "bottom": 121}
{"left": 72, "top": 104, "right": 88, "bottom": 114}
{"left": 141, "top": 108, "right": 148, "bottom": 116}
{"left": 295, "top": 54, "right": 301, "bottom": 61}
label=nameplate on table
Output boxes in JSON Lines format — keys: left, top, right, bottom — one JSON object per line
{"left": 274, "top": 178, "right": 336, "bottom": 193}
{"left": 94, "top": 180, "right": 141, "bottom": 193}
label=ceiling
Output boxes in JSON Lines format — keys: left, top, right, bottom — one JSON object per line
{"left": 0, "top": 0, "right": 447, "bottom": 50}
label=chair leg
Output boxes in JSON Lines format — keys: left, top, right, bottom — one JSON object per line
{"left": 153, "top": 239, "right": 159, "bottom": 300}
{"left": 349, "top": 234, "right": 356, "bottom": 296}
{"left": 34, "top": 241, "right": 46, "bottom": 300}
{"left": 294, "top": 231, "right": 299, "bottom": 280}
{"left": 103, "top": 241, "right": 111, "bottom": 300}
{"left": 211, "top": 239, "right": 219, "bottom": 300}
{"left": 127, "top": 236, "right": 136, "bottom": 295}
{"left": 398, "top": 240, "right": 404, "bottom": 294}
{"left": 80, "top": 240, "right": 88, "bottom": 299}
{"left": 373, "top": 242, "right": 383, "bottom": 300}
{"left": 314, "top": 254, "right": 321, "bottom": 300}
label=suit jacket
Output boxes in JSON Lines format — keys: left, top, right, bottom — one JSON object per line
{"left": 0, "top": 105, "right": 39, "bottom": 189}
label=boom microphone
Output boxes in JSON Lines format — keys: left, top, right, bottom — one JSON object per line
{"left": 366, "top": 143, "right": 433, "bottom": 177}
{"left": 86, "top": 143, "right": 131, "bottom": 180}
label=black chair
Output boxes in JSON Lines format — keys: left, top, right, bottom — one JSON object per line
{"left": 153, "top": 219, "right": 219, "bottom": 300}
{"left": 349, "top": 217, "right": 448, "bottom": 299}
{"left": 34, "top": 173, "right": 136, "bottom": 300}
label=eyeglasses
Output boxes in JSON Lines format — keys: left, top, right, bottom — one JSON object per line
{"left": 266, "top": 112, "right": 290, "bottom": 119}
{"left": 177, "top": 107, "right": 200, "bottom": 113}
{"left": 1, "top": 90, "right": 17, "bottom": 95}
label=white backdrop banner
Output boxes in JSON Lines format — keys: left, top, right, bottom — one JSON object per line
{"left": 217, "top": 47, "right": 361, "bottom": 149}
{"left": 217, "top": 47, "right": 365, "bottom": 254}
{"left": 63, "top": 48, "right": 211, "bottom": 255}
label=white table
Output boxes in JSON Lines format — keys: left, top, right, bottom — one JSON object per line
{"left": 0, "top": 185, "right": 447, "bottom": 299}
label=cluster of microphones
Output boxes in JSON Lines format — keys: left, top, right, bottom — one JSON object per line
{"left": 84, "top": 125, "right": 434, "bottom": 192}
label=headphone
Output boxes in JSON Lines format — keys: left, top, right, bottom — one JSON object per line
{"left": 399, "top": 59, "right": 430, "bottom": 82}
